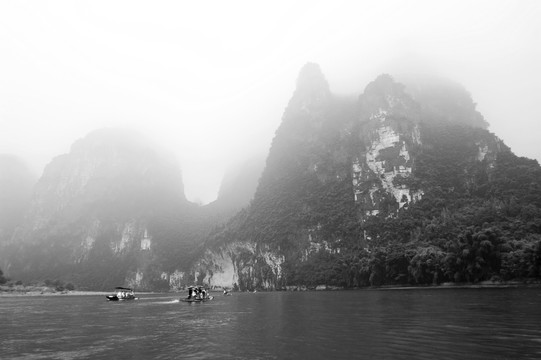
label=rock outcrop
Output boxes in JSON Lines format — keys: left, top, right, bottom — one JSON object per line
{"left": 2, "top": 128, "right": 193, "bottom": 290}
{"left": 4, "top": 64, "right": 539, "bottom": 291}
{"left": 182, "top": 65, "right": 520, "bottom": 290}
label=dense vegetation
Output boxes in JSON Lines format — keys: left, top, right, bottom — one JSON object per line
{"left": 0, "top": 128, "right": 257, "bottom": 291}
{"left": 3, "top": 66, "right": 541, "bottom": 291}
{"left": 204, "top": 67, "right": 541, "bottom": 289}
{"left": 0, "top": 268, "right": 7, "bottom": 284}
{"left": 283, "top": 122, "right": 541, "bottom": 288}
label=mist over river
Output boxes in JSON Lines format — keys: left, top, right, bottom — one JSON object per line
{"left": 2, "top": 288, "right": 541, "bottom": 359}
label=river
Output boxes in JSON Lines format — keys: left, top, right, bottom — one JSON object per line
{"left": 2, "top": 287, "right": 541, "bottom": 359}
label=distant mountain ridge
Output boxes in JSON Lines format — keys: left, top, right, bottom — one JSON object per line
{"left": 27, "top": 128, "right": 187, "bottom": 230}
{"left": 2, "top": 64, "right": 540, "bottom": 291}
{"left": 203, "top": 155, "right": 265, "bottom": 220}
{"left": 0, "top": 128, "right": 264, "bottom": 290}
{"left": 1, "top": 129, "right": 197, "bottom": 289}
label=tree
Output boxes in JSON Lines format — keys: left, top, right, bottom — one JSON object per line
{"left": 65, "top": 283, "right": 75, "bottom": 291}
{"left": 0, "top": 268, "right": 6, "bottom": 284}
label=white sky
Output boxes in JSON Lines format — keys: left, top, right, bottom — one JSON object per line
{"left": 1, "top": 0, "right": 540, "bottom": 204}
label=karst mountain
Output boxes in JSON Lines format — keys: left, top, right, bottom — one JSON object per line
{"left": 2, "top": 64, "right": 540, "bottom": 290}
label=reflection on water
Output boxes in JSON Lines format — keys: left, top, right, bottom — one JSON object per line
{"left": 2, "top": 288, "right": 541, "bottom": 359}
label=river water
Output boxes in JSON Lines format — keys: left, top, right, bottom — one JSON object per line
{"left": 2, "top": 288, "right": 541, "bottom": 359}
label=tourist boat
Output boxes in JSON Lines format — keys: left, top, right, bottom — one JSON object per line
{"left": 180, "top": 295, "right": 214, "bottom": 303}
{"left": 106, "top": 287, "right": 138, "bottom": 301}
{"left": 181, "top": 285, "right": 214, "bottom": 303}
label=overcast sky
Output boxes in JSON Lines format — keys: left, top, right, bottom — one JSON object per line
{"left": 1, "top": 0, "right": 540, "bottom": 204}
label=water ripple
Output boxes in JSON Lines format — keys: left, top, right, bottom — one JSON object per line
{"left": 2, "top": 289, "right": 541, "bottom": 359}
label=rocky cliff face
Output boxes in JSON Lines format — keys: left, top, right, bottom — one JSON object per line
{"left": 4, "top": 65, "right": 538, "bottom": 291}
{"left": 27, "top": 128, "right": 186, "bottom": 230}
{"left": 2, "top": 128, "right": 194, "bottom": 290}
{"left": 352, "top": 74, "right": 424, "bottom": 216}
{"left": 182, "top": 65, "right": 522, "bottom": 291}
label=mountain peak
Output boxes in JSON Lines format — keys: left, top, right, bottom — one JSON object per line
{"left": 360, "top": 74, "right": 419, "bottom": 120}
{"left": 294, "top": 62, "right": 330, "bottom": 99}
{"left": 70, "top": 128, "right": 151, "bottom": 157}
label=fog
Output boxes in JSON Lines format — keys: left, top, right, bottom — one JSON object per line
{"left": 1, "top": 0, "right": 539, "bottom": 204}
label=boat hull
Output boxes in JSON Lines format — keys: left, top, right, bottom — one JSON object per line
{"left": 180, "top": 296, "right": 214, "bottom": 303}
{"left": 106, "top": 295, "right": 137, "bottom": 301}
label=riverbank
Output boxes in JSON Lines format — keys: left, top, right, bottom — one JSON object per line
{"left": 370, "top": 279, "right": 541, "bottom": 291}
{"left": 282, "top": 279, "right": 541, "bottom": 292}
{"left": 0, "top": 285, "right": 109, "bottom": 296}
{"left": 3, "top": 279, "right": 540, "bottom": 296}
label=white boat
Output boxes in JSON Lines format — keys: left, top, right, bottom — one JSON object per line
{"left": 106, "top": 287, "right": 137, "bottom": 301}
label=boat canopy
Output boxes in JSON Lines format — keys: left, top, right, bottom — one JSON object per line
{"left": 115, "top": 287, "right": 133, "bottom": 291}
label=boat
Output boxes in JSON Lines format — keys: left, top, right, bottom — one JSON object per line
{"left": 180, "top": 296, "right": 214, "bottom": 303}
{"left": 106, "top": 287, "right": 138, "bottom": 301}
{"left": 180, "top": 285, "right": 213, "bottom": 303}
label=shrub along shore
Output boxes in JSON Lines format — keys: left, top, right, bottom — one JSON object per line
{"left": 0, "top": 285, "right": 109, "bottom": 296}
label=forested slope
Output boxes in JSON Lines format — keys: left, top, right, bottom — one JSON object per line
{"left": 196, "top": 64, "right": 541, "bottom": 290}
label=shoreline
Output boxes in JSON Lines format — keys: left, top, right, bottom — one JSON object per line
{"left": 2, "top": 280, "right": 540, "bottom": 296}
{"left": 0, "top": 289, "right": 110, "bottom": 297}
{"left": 0, "top": 285, "right": 168, "bottom": 297}
{"left": 368, "top": 282, "right": 541, "bottom": 291}
{"left": 285, "top": 279, "right": 541, "bottom": 292}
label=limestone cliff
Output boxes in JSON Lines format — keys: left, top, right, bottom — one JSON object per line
{"left": 4, "top": 65, "right": 538, "bottom": 291}
{"left": 181, "top": 65, "right": 519, "bottom": 290}
{"left": 2, "top": 128, "right": 193, "bottom": 290}
{"left": 353, "top": 74, "right": 424, "bottom": 216}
